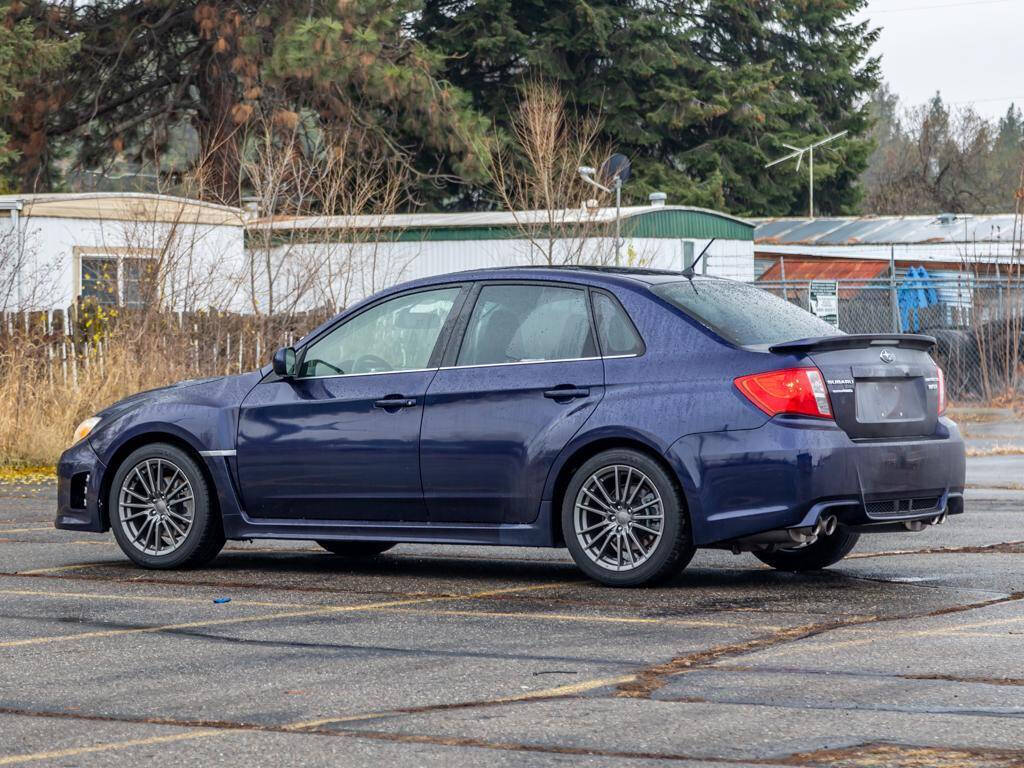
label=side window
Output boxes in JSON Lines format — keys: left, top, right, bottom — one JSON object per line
{"left": 299, "top": 287, "right": 460, "bottom": 377}
{"left": 593, "top": 292, "right": 644, "bottom": 356}
{"left": 457, "top": 284, "right": 596, "bottom": 366}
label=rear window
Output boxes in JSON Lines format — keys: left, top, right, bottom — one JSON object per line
{"left": 651, "top": 279, "right": 842, "bottom": 346}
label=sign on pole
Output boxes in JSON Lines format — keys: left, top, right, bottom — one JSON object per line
{"left": 808, "top": 280, "right": 839, "bottom": 328}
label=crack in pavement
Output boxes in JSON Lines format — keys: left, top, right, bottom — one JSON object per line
{"left": 613, "top": 591, "right": 1024, "bottom": 699}
{"left": 776, "top": 742, "right": 1024, "bottom": 767}
{"left": 712, "top": 664, "right": 1024, "bottom": 688}
{"left": 848, "top": 540, "right": 1024, "bottom": 559}
{"left": 0, "top": 706, "right": 755, "bottom": 765}
{"left": 2, "top": 706, "right": 1023, "bottom": 767}
{"left": 642, "top": 694, "right": 1024, "bottom": 720}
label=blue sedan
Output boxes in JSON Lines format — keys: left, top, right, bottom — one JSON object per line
{"left": 57, "top": 267, "right": 966, "bottom": 586}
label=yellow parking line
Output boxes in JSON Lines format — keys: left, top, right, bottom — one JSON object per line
{"left": 0, "top": 671, "right": 632, "bottom": 762}
{"left": 0, "top": 581, "right": 580, "bottom": 759}
{"left": 0, "top": 582, "right": 563, "bottom": 649}
{"left": 380, "top": 607, "right": 779, "bottom": 631}
{"left": 0, "top": 586, "right": 767, "bottom": 632}
{"left": 17, "top": 562, "right": 114, "bottom": 575}
{"left": 283, "top": 673, "right": 637, "bottom": 732}
{"left": 0, "top": 527, "right": 53, "bottom": 535}
{"left": 0, "top": 730, "right": 220, "bottom": 766}
{"left": 0, "top": 588, "right": 305, "bottom": 610}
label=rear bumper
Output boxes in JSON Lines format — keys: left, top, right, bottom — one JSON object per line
{"left": 666, "top": 416, "right": 966, "bottom": 546}
{"left": 55, "top": 439, "right": 107, "bottom": 532}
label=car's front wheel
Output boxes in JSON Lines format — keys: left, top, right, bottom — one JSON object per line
{"left": 562, "top": 449, "right": 694, "bottom": 587}
{"left": 316, "top": 540, "right": 396, "bottom": 557}
{"left": 753, "top": 528, "right": 860, "bottom": 571}
{"left": 109, "top": 443, "right": 224, "bottom": 569}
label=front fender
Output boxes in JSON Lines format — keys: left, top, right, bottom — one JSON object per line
{"left": 88, "top": 407, "right": 235, "bottom": 466}
{"left": 83, "top": 374, "right": 257, "bottom": 532}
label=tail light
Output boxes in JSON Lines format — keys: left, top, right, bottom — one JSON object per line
{"left": 734, "top": 367, "right": 833, "bottom": 419}
{"left": 937, "top": 366, "right": 946, "bottom": 415}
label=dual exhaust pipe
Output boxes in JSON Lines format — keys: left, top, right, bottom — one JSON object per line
{"left": 787, "top": 513, "right": 839, "bottom": 545}
{"left": 729, "top": 507, "right": 947, "bottom": 554}
{"left": 903, "top": 511, "right": 947, "bottom": 532}
{"left": 812, "top": 514, "right": 839, "bottom": 538}
{"left": 729, "top": 514, "right": 839, "bottom": 552}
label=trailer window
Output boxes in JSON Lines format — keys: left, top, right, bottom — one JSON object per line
{"left": 77, "top": 250, "right": 156, "bottom": 308}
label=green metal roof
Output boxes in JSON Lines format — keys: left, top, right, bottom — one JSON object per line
{"left": 248, "top": 205, "right": 754, "bottom": 244}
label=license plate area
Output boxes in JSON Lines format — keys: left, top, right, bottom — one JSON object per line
{"left": 855, "top": 379, "right": 926, "bottom": 424}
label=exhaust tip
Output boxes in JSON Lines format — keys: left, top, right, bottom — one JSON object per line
{"left": 822, "top": 515, "right": 838, "bottom": 536}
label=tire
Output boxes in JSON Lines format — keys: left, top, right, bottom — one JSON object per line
{"left": 316, "top": 540, "right": 396, "bottom": 557}
{"left": 108, "top": 442, "right": 224, "bottom": 569}
{"left": 561, "top": 449, "right": 694, "bottom": 587}
{"left": 753, "top": 529, "right": 860, "bottom": 571}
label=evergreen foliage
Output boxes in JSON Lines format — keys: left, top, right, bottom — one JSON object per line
{"left": 417, "top": 0, "right": 880, "bottom": 214}
{"left": 2, "top": 1, "right": 881, "bottom": 214}
{"left": 0, "top": 3, "right": 74, "bottom": 190}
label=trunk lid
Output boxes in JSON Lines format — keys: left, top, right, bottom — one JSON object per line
{"left": 770, "top": 335, "right": 941, "bottom": 439}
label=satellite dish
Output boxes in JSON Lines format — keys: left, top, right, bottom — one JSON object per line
{"left": 601, "top": 153, "right": 631, "bottom": 184}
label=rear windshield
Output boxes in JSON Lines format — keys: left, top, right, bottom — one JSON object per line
{"left": 651, "top": 279, "right": 842, "bottom": 346}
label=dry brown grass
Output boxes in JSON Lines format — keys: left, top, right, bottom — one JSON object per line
{"left": 0, "top": 330, "right": 191, "bottom": 467}
{"left": 965, "top": 444, "right": 1024, "bottom": 457}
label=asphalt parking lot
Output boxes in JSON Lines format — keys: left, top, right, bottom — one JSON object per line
{"left": 1, "top": 454, "right": 1023, "bottom": 766}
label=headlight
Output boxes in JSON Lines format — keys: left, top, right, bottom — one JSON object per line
{"left": 72, "top": 416, "right": 101, "bottom": 445}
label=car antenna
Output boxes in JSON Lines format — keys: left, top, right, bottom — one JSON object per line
{"left": 681, "top": 238, "right": 715, "bottom": 293}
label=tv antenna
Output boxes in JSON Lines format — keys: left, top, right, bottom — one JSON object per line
{"left": 765, "top": 131, "right": 848, "bottom": 219}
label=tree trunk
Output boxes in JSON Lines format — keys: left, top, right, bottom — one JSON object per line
{"left": 195, "top": 64, "right": 241, "bottom": 205}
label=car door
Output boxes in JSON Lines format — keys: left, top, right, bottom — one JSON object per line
{"left": 236, "top": 285, "right": 466, "bottom": 521}
{"left": 420, "top": 281, "right": 605, "bottom": 525}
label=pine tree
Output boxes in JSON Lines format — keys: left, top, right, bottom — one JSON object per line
{"left": 0, "top": 3, "right": 74, "bottom": 190}
{"left": 416, "top": 0, "right": 880, "bottom": 214}
{"left": 4, "top": 1, "right": 490, "bottom": 201}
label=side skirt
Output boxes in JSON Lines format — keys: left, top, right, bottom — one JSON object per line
{"left": 221, "top": 501, "right": 559, "bottom": 548}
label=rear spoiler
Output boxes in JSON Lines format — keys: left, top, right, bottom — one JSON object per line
{"left": 768, "top": 333, "right": 937, "bottom": 355}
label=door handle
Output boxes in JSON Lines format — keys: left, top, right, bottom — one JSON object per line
{"left": 543, "top": 386, "right": 590, "bottom": 401}
{"left": 374, "top": 396, "right": 417, "bottom": 410}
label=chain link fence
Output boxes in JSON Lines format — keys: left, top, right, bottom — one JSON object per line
{"left": 756, "top": 277, "right": 1024, "bottom": 403}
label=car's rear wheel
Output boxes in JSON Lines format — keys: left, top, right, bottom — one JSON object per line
{"left": 316, "top": 540, "right": 396, "bottom": 557}
{"left": 562, "top": 449, "right": 694, "bottom": 587}
{"left": 753, "top": 529, "right": 860, "bottom": 571}
{"left": 109, "top": 443, "right": 224, "bottom": 569}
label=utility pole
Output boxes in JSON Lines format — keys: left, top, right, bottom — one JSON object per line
{"left": 613, "top": 175, "right": 622, "bottom": 265}
{"left": 765, "top": 131, "right": 848, "bottom": 219}
{"left": 579, "top": 158, "right": 630, "bottom": 266}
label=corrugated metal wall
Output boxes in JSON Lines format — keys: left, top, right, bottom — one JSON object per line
{"left": 270, "top": 235, "right": 755, "bottom": 310}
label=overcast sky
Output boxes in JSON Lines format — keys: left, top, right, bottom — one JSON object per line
{"left": 855, "top": 0, "right": 1024, "bottom": 119}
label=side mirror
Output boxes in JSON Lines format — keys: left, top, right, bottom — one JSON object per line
{"left": 272, "top": 346, "right": 297, "bottom": 378}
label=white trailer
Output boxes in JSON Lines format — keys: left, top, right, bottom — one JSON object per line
{"left": 0, "top": 193, "right": 246, "bottom": 312}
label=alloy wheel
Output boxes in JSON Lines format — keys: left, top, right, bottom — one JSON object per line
{"left": 573, "top": 464, "right": 664, "bottom": 572}
{"left": 118, "top": 458, "right": 195, "bottom": 556}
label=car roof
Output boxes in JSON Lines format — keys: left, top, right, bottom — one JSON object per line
{"left": 395, "top": 265, "right": 706, "bottom": 292}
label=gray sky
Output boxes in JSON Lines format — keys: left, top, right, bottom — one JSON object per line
{"left": 855, "top": 0, "right": 1024, "bottom": 119}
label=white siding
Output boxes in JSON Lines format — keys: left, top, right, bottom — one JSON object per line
{"left": 7, "top": 215, "right": 246, "bottom": 311}
{"left": 260, "top": 235, "right": 755, "bottom": 311}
